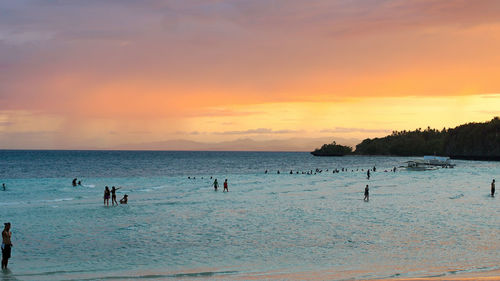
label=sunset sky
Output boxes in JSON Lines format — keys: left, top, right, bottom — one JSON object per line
{"left": 1, "top": 0, "right": 499, "bottom": 150}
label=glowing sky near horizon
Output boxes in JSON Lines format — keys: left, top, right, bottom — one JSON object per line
{"left": 1, "top": 0, "right": 500, "bottom": 149}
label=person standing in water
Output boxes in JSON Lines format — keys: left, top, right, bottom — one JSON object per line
{"left": 364, "top": 185, "right": 369, "bottom": 201}
{"left": 72, "top": 178, "right": 77, "bottom": 187}
{"left": 2, "top": 184, "right": 5, "bottom": 191}
{"left": 111, "top": 186, "right": 121, "bottom": 206}
{"left": 104, "top": 186, "right": 111, "bottom": 206}
{"left": 223, "top": 179, "right": 229, "bottom": 192}
{"left": 2, "top": 222, "right": 12, "bottom": 269}
{"left": 491, "top": 179, "right": 496, "bottom": 197}
{"left": 213, "top": 179, "right": 218, "bottom": 191}
{"left": 367, "top": 169, "right": 371, "bottom": 180}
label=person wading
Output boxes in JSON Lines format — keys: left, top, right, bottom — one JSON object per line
{"left": 2, "top": 222, "right": 12, "bottom": 269}
{"left": 492, "top": 179, "right": 496, "bottom": 197}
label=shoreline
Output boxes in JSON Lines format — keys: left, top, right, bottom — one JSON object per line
{"left": 229, "top": 267, "right": 500, "bottom": 280}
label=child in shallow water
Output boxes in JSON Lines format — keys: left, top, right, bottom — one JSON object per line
{"left": 120, "top": 194, "right": 128, "bottom": 204}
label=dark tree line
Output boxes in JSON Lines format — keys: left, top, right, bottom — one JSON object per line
{"left": 355, "top": 117, "right": 499, "bottom": 159}
{"left": 313, "top": 117, "right": 500, "bottom": 160}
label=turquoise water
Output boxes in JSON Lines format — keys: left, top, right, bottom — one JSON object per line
{"left": 0, "top": 151, "right": 499, "bottom": 280}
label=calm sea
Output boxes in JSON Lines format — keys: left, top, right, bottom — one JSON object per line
{"left": 0, "top": 150, "right": 499, "bottom": 280}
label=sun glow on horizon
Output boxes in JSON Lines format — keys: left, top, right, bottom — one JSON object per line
{"left": 1, "top": 1, "right": 500, "bottom": 150}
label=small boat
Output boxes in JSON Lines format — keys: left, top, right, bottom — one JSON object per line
{"left": 423, "top": 156, "right": 455, "bottom": 168}
{"left": 402, "top": 160, "right": 440, "bottom": 171}
{"left": 401, "top": 156, "right": 455, "bottom": 171}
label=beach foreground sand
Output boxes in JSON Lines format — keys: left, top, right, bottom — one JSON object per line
{"left": 385, "top": 268, "right": 500, "bottom": 281}
{"left": 226, "top": 268, "right": 500, "bottom": 280}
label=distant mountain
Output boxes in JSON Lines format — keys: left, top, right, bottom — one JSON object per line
{"left": 113, "top": 137, "right": 359, "bottom": 152}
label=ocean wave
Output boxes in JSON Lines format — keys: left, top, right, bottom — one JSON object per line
{"left": 20, "top": 270, "right": 240, "bottom": 280}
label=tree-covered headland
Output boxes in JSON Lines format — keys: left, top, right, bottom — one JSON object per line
{"left": 313, "top": 117, "right": 500, "bottom": 160}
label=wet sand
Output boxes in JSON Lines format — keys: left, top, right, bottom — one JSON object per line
{"left": 229, "top": 268, "right": 500, "bottom": 280}
{"left": 383, "top": 269, "right": 500, "bottom": 281}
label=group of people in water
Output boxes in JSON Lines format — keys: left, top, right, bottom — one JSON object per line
{"left": 264, "top": 166, "right": 380, "bottom": 200}
{"left": 212, "top": 179, "right": 229, "bottom": 192}
{"left": 71, "top": 178, "right": 82, "bottom": 187}
{"left": 71, "top": 178, "right": 129, "bottom": 206}
{"left": 262, "top": 166, "right": 495, "bottom": 202}
{"left": 264, "top": 166, "right": 397, "bottom": 176}
{"left": 65, "top": 173, "right": 500, "bottom": 206}
{"left": 103, "top": 186, "right": 128, "bottom": 206}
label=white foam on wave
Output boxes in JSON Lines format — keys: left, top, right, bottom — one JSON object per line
{"left": 0, "top": 202, "right": 22, "bottom": 206}
{"left": 0, "top": 197, "right": 75, "bottom": 206}
{"left": 51, "top": 197, "right": 75, "bottom": 202}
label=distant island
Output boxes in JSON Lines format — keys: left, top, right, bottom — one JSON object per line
{"left": 311, "top": 141, "right": 353, "bottom": 156}
{"left": 312, "top": 117, "right": 500, "bottom": 160}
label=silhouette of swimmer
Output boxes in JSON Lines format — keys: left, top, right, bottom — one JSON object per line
{"left": 2, "top": 184, "right": 5, "bottom": 191}
{"left": 367, "top": 169, "right": 371, "bottom": 179}
{"left": 119, "top": 194, "right": 128, "bottom": 204}
{"left": 223, "top": 179, "right": 229, "bottom": 192}
{"left": 492, "top": 179, "right": 496, "bottom": 197}
{"left": 111, "top": 186, "right": 121, "bottom": 206}
{"left": 265, "top": 170, "right": 268, "bottom": 174}
{"left": 213, "top": 179, "right": 218, "bottom": 191}
{"left": 2, "top": 222, "right": 12, "bottom": 269}
{"left": 393, "top": 167, "right": 397, "bottom": 172}
{"left": 364, "top": 185, "right": 369, "bottom": 201}
{"left": 104, "top": 186, "right": 110, "bottom": 206}
{"left": 373, "top": 166, "right": 376, "bottom": 172}
{"left": 290, "top": 170, "right": 293, "bottom": 174}
{"left": 72, "top": 178, "right": 77, "bottom": 187}
{"left": 277, "top": 170, "right": 280, "bottom": 174}
{"left": 77, "top": 180, "right": 81, "bottom": 186}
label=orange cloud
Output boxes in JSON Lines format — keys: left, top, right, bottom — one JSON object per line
{"left": 1, "top": 1, "right": 500, "bottom": 148}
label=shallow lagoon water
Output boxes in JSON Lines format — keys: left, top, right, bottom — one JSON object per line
{"left": 0, "top": 150, "right": 499, "bottom": 280}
